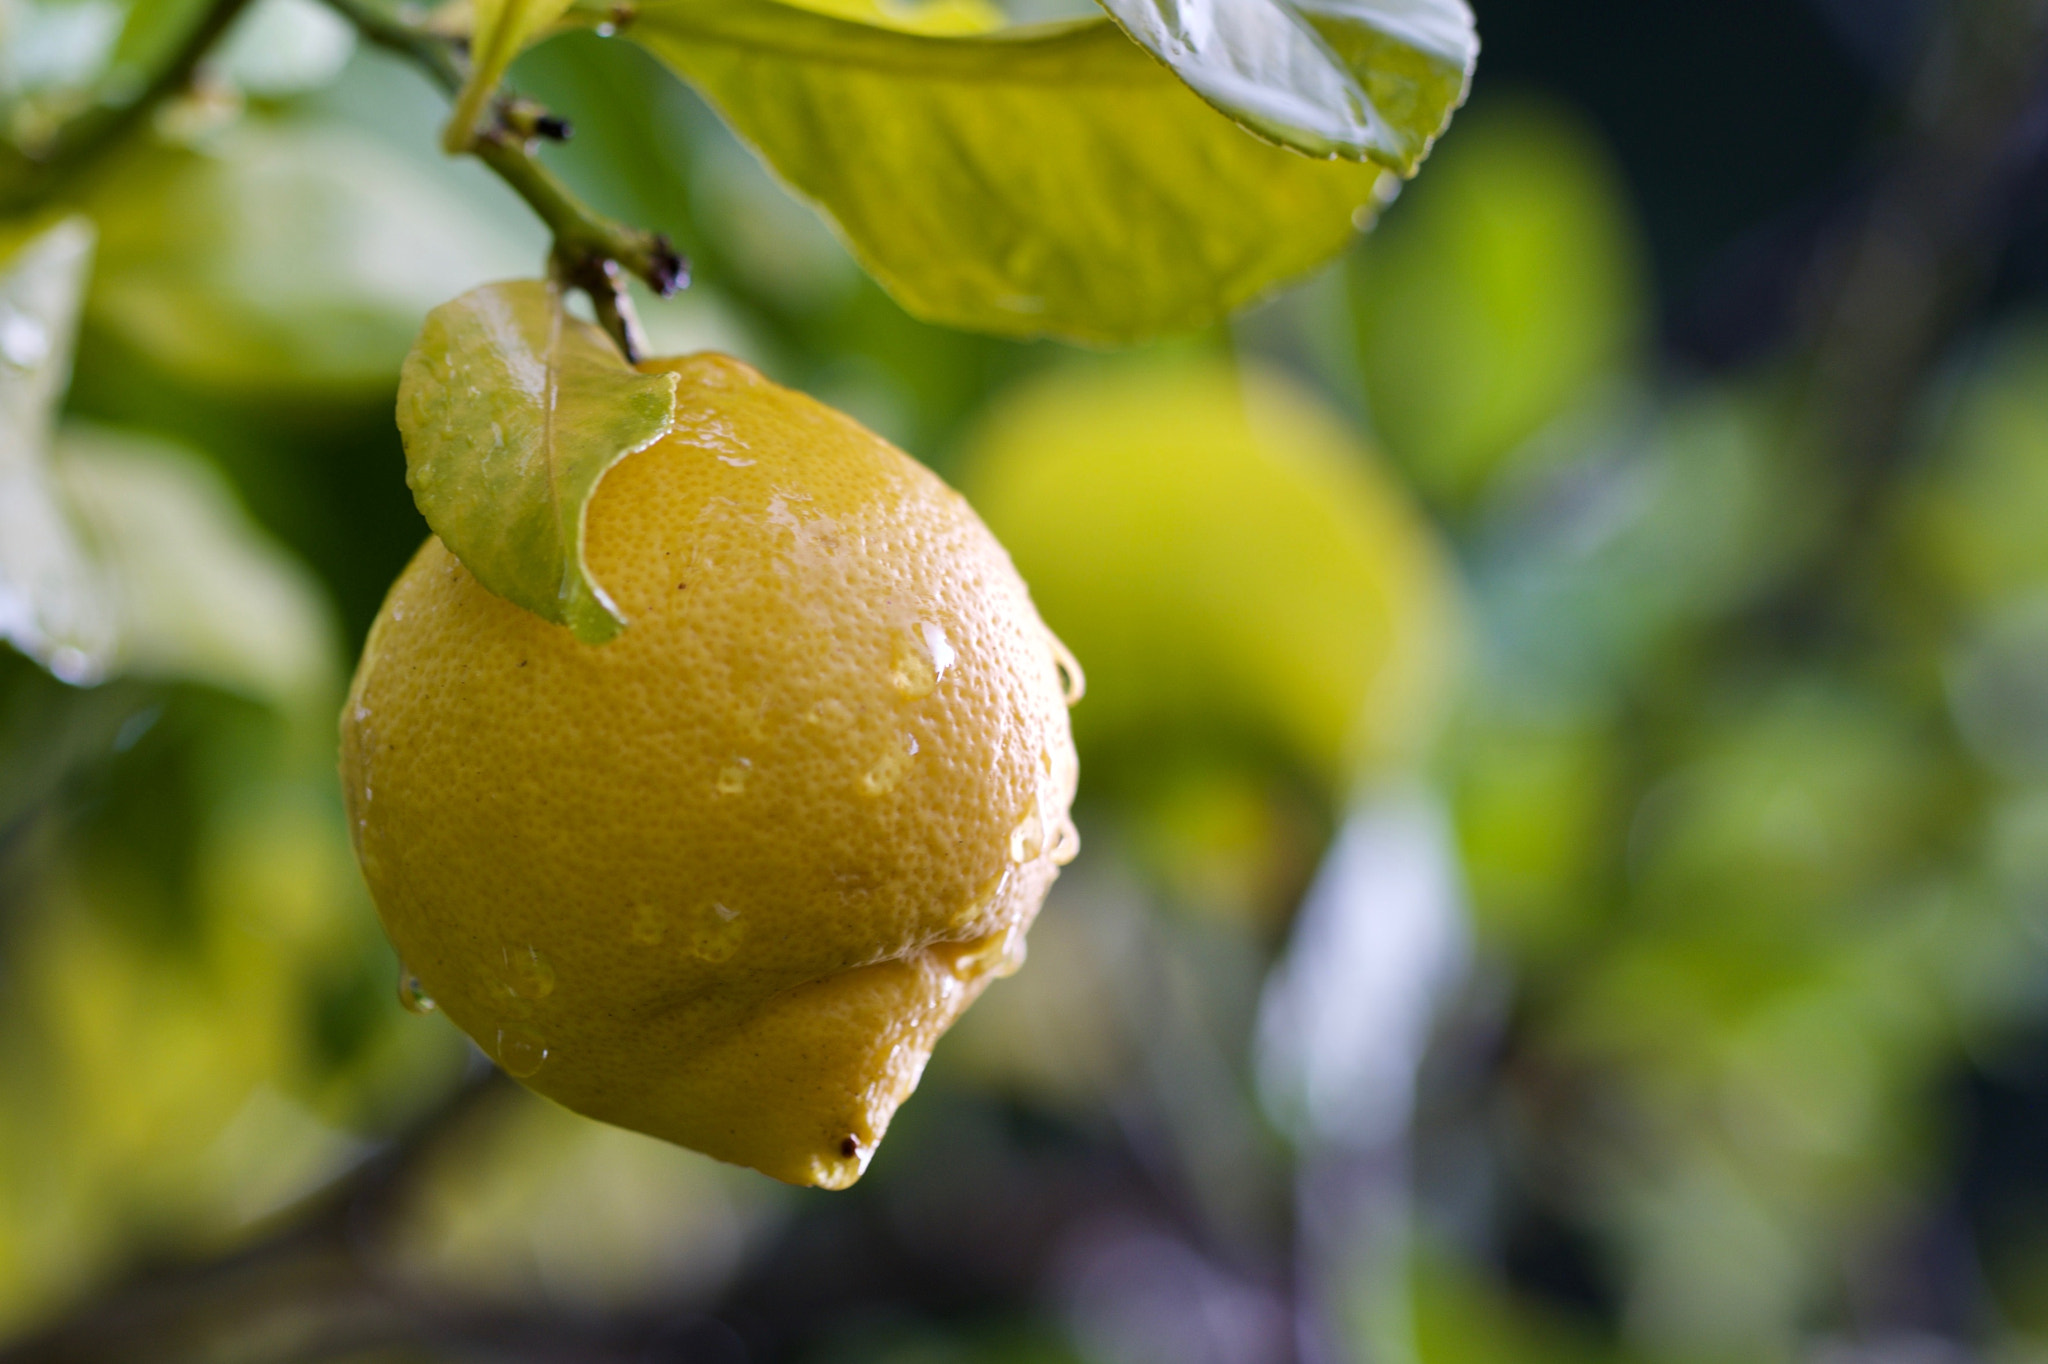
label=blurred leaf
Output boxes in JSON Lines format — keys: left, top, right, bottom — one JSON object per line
{"left": 1097, "top": 0, "right": 1475, "bottom": 171}
{"left": 0, "top": 216, "right": 118, "bottom": 685}
{"left": 213, "top": 0, "right": 356, "bottom": 97}
{"left": 1471, "top": 387, "right": 1812, "bottom": 706}
{"left": 1452, "top": 717, "right": 1619, "bottom": 958}
{"left": 84, "top": 117, "right": 539, "bottom": 394}
{"left": 626, "top": 1, "right": 1390, "bottom": 342}
{"left": 445, "top": 0, "right": 577, "bottom": 152}
{"left": 53, "top": 423, "right": 337, "bottom": 707}
{"left": 0, "top": 0, "right": 126, "bottom": 98}
{"left": 396, "top": 279, "right": 679, "bottom": 644}
{"left": 1910, "top": 320, "right": 2048, "bottom": 609}
{"left": 392, "top": 1087, "right": 777, "bottom": 1310}
{"left": 964, "top": 359, "right": 1458, "bottom": 788}
{"left": 1352, "top": 98, "right": 1647, "bottom": 505}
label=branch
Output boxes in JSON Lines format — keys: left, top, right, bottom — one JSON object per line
{"left": 317, "top": 0, "right": 688, "bottom": 361}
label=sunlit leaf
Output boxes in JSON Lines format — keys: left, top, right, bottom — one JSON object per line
{"left": 53, "top": 424, "right": 337, "bottom": 708}
{"left": 781, "top": 0, "right": 1002, "bottom": 31}
{"left": 396, "top": 280, "right": 680, "bottom": 644}
{"left": 1096, "top": 0, "right": 1476, "bottom": 172}
{"left": 446, "top": 0, "right": 578, "bottom": 151}
{"left": 0, "top": 217, "right": 117, "bottom": 686}
{"left": 626, "top": 1, "right": 1390, "bottom": 342}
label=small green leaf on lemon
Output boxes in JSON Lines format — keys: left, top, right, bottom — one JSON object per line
{"left": 396, "top": 280, "right": 680, "bottom": 645}
{"left": 1096, "top": 0, "right": 1477, "bottom": 173}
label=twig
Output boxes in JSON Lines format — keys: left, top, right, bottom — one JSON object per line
{"left": 317, "top": 0, "right": 687, "bottom": 360}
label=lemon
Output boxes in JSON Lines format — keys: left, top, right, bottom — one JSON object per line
{"left": 964, "top": 360, "right": 1455, "bottom": 792}
{"left": 341, "top": 354, "right": 1079, "bottom": 1188}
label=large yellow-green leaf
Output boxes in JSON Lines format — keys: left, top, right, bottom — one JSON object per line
{"left": 396, "top": 280, "right": 679, "bottom": 644}
{"left": 1096, "top": 0, "right": 1475, "bottom": 172}
{"left": 625, "top": 1, "right": 1390, "bottom": 342}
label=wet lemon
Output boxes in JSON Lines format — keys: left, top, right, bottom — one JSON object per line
{"left": 341, "top": 354, "right": 1079, "bottom": 1188}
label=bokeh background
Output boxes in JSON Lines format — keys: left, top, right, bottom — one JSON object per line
{"left": 10, "top": 0, "right": 2048, "bottom": 1360}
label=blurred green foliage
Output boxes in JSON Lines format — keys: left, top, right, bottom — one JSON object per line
{"left": 3, "top": 3, "right": 2048, "bottom": 1363}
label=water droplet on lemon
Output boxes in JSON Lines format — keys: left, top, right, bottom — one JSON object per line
{"left": 397, "top": 969, "right": 437, "bottom": 1014}
{"left": 1009, "top": 800, "right": 1044, "bottom": 864}
{"left": 859, "top": 733, "right": 920, "bottom": 796}
{"left": 493, "top": 943, "right": 555, "bottom": 1008}
{"left": 688, "top": 901, "right": 746, "bottom": 962}
{"left": 496, "top": 1027, "right": 550, "bottom": 1077}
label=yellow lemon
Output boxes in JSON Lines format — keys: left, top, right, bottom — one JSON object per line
{"left": 341, "top": 354, "right": 1079, "bottom": 1188}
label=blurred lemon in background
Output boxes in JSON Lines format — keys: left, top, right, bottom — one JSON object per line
{"left": 343, "top": 354, "right": 1079, "bottom": 1189}
{"left": 964, "top": 359, "right": 1458, "bottom": 800}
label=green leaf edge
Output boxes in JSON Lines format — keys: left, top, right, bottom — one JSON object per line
{"left": 396, "top": 281, "right": 680, "bottom": 646}
{"left": 1091, "top": 0, "right": 1479, "bottom": 175}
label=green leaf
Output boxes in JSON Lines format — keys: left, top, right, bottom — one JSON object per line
{"left": 1351, "top": 98, "right": 1647, "bottom": 505}
{"left": 446, "top": 0, "right": 578, "bottom": 151}
{"left": 1096, "top": 0, "right": 1476, "bottom": 173}
{"left": 626, "top": 1, "right": 1391, "bottom": 343}
{"left": 54, "top": 424, "right": 338, "bottom": 707}
{"left": 396, "top": 280, "right": 680, "bottom": 644}
{"left": 0, "top": 217, "right": 118, "bottom": 685}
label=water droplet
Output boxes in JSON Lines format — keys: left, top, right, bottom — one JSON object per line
{"left": 397, "top": 968, "right": 437, "bottom": 1014}
{"left": 859, "top": 733, "right": 919, "bottom": 796}
{"left": 807, "top": 697, "right": 854, "bottom": 731}
{"left": 951, "top": 866, "right": 1012, "bottom": 931}
{"left": 716, "top": 757, "right": 752, "bottom": 795}
{"left": 629, "top": 904, "right": 666, "bottom": 945}
{"left": 1008, "top": 800, "right": 1044, "bottom": 864}
{"left": 688, "top": 901, "right": 746, "bottom": 962}
{"left": 497, "top": 943, "right": 555, "bottom": 1001}
{"left": 495, "top": 1027, "right": 549, "bottom": 1077}
{"left": 1049, "top": 817, "right": 1081, "bottom": 866}
{"left": 717, "top": 454, "right": 756, "bottom": 467}
{"left": 889, "top": 630, "right": 938, "bottom": 700}
{"left": 1048, "top": 631, "right": 1085, "bottom": 706}
{"left": 942, "top": 925, "right": 1028, "bottom": 981}
{"left": 919, "top": 622, "right": 956, "bottom": 681}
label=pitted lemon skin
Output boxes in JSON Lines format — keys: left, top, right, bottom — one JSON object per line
{"left": 342, "top": 353, "right": 1078, "bottom": 1188}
